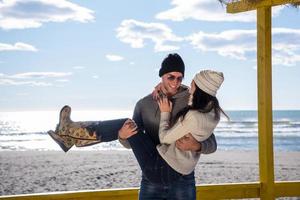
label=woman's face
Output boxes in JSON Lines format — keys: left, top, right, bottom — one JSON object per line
{"left": 189, "top": 81, "right": 196, "bottom": 95}
{"left": 188, "top": 81, "right": 196, "bottom": 105}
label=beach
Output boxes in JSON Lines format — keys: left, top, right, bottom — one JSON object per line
{"left": 1, "top": 150, "right": 300, "bottom": 196}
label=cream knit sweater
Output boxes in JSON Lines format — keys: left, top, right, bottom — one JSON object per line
{"left": 157, "top": 110, "right": 219, "bottom": 175}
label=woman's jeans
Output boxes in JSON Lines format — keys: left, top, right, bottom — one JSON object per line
{"left": 89, "top": 118, "right": 196, "bottom": 199}
{"left": 85, "top": 118, "right": 128, "bottom": 142}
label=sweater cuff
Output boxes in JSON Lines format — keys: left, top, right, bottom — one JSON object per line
{"left": 118, "top": 136, "right": 131, "bottom": 149}
{"left": 160, "top": 112, "right": 171, "bottom": 121}
{"left": 198, "top": 140, "right": 208, "bottom": 154}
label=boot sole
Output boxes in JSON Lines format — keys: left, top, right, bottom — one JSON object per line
{"left": 48, "top": 130, "right": 72, "bottom": 152}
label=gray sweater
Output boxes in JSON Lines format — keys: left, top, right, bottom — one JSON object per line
{"left": 120, "top": 85, "right": 217, "bottom": 155}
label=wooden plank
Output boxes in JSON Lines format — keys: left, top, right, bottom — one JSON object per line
{"left": 227, "top": 0, "right": 300, "bottom": 13}
{"left": 275, "top": 181, "right": 300, "bottom": 197}
{"left": 257, "top": 6, "right": 275, "bottom": 200}
{"left": 0, "top": 183, "right": 261, "bottom": 200}
{"left": 1, "top": 182, "right": 299, "bottom": 199}
{"left": 0, "top": 188, "right": 139, "bottom": 200}
{"left": 196, "top": 182, "right": 260, "bottom": 199}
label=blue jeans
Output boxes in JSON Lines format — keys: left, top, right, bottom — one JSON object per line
{"left": 139, "top": 172, "right": 196, "bottom": 200}
{"left": 128, "top": 130, "right": 197, "bottom": 199}
{"left": 85, "top": 118, "right": 128, "bottom": 142}
{"left": 128, "top": 132, "right": 183, "bottom": 184}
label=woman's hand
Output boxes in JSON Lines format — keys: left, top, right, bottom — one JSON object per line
{"left": 152, "top": 82, "right": 163, "bottom": 100}
{"left": 118, "top": 119, "right": 138, "bottom": 139}
{"left": 157, "top": 96, "right": 172, "bottom": 113}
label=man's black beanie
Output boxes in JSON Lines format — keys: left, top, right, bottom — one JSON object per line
{"left": 159, "top": 53, "right": 185, "bottom": 77}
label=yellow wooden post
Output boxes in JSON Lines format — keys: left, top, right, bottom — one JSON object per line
{"left": 257, "top": 6, "right": 275, "bottom": 200}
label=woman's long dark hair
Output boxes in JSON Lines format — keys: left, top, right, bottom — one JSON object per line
{"left": 170, "top": 83, "right": 228, "bottom": 127}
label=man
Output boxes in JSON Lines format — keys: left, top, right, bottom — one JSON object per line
{"left": 119, "top": 53, "right": 217, "bottom": 200}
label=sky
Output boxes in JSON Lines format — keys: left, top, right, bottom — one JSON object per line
{"left": 0, "top": 0, "right": 300, "bottom": 112}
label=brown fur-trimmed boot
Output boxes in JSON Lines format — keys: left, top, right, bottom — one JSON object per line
{"left": 48, "top": 105, "right": 101, "bottom": 152}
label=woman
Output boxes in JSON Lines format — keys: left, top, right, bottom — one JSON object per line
{"left": 48, "top": 70, "right": 227, "bottom": 186}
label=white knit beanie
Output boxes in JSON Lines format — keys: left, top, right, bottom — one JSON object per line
{"left": 193, "top": 70, "right": 224, "bottom": 97}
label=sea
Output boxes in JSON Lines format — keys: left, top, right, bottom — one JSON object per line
{"left": 0, "top": 110, "right": 299, "bottom": 151}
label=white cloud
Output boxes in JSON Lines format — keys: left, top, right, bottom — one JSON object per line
{"left": 0, "top": 78, "right": 52, "bottom": 86}
{"left": 186, "top": 28, "right": 300, "bottom": 66}
{"left": 187, "top": 29, "right": 256, "bottom": 60}
{"left": 0, "top": 0, "right": 94, "bottom": 30}
{"left": 106, "top": 54, "right": 124, "bottom": 61}
{"left": 0, "top": 71, "right": 72, "bottom": 86}
{"left": 73, "top": 65, "right": 85, "bottom": 69}
{"left": 0, "top": 42, "right": 37, "bottom": 51}
{"left": 116, "top": 19, "right": 183, "bottom": 52}
{"left": 156, "top": 0, "right": 283, "bottom": 22}
{"left": 55, "top": 79, "right": 69, "bottom": 82}
{"left": 9, "top": 72, "right": 72, "bottom": 79}
{"left": 92, "top": 75, "right": 99, "bottom": 79}
{"left": 16, "top": 92, "right": 29, "bottom": 96}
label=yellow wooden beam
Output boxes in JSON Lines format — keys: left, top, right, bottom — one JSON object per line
{"left": 1, "top": 182, "right": 299, "bottom": 200}
{"left": 0, "top": 188, "right": 139, "bottom": 200}
{"left": 257, "top": 6, "right": 275, "bottom": 200}
{"left": 0, "top": 183, "right": 261, "bottom": 200}
{"left": 227, "top": 0, "right": 300, "bottom": 13}
{"left": 196, "top": 182, "right": 260, "bottom": 199}
{"left": 275, "top": 181, "right": 300, "bottom": 197}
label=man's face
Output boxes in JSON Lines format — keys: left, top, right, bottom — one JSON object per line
{"left": 161, "top": 72, "right": 183, "bottom": 96}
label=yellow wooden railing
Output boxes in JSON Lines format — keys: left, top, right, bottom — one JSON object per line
{"left": 0, "top": 182, "right": 299, "bottom": 200}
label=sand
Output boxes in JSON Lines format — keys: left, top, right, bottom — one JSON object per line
{"left": 0, "top": 150, "right": 300, "bottom": 196}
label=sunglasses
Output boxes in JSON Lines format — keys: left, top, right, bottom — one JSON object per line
{"left": 167, "top": 75, "right": 183, "bottom": 82}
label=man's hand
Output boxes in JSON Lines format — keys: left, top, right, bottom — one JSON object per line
{"left": 152, "top": 82, "right": 163, "bottom": 100}
{"left": 118, "top": 119, "right": 138, "bottom": 140}
{"left": 175, "top": 133, "right": 201, "bottom": 152}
